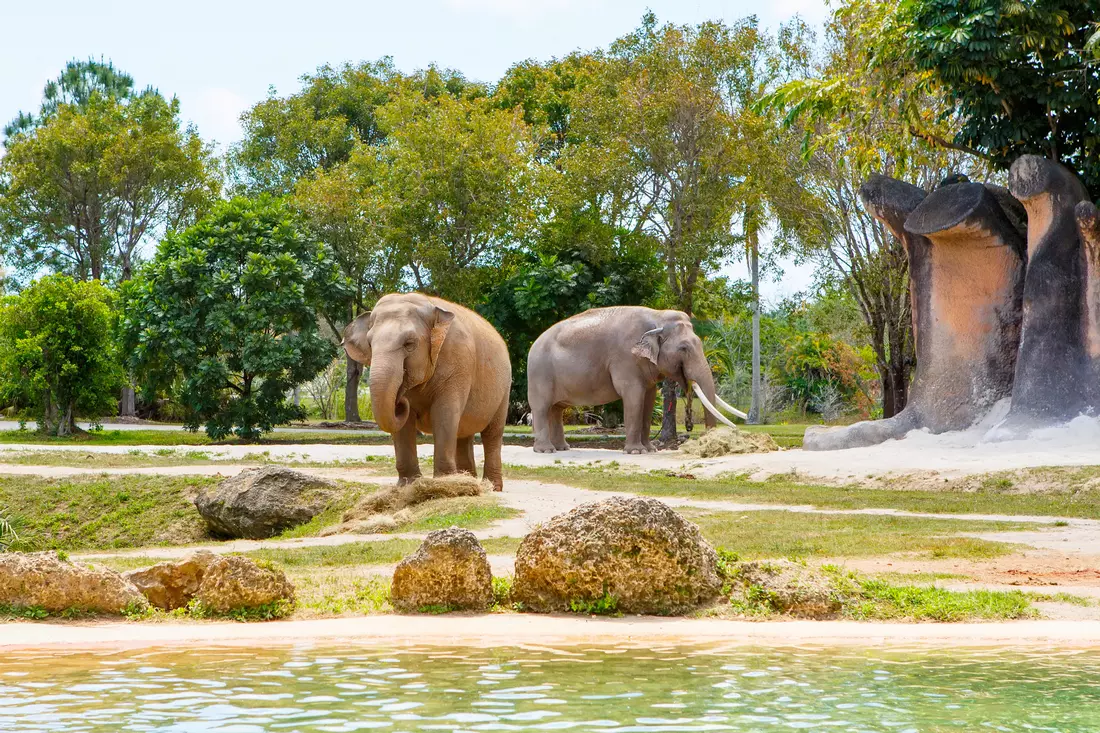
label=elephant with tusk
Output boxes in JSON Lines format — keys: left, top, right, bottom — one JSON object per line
{"left": 527, "top": 306, "right": 741, "bottom": 454}
{"left": 341, "top": 293, "right": 512, "bottom": 491}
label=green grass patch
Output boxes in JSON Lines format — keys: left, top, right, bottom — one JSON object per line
{"left": 685, "top": 508, "right": 1025, "bottom": 560}
{"left": 506, "top": 464, "right": 1100, "bottom": 519}
{"left": 841, "top": 579, "right": 1036, "bottom": 621}
{"left": 0, "top": 474, "right": 216, "bottom": 551}
{"left": 246, "top": 539, "right": 422, "bottom": 568}
{"left": 395, "top": 497, "right": 520, "bottom": 533}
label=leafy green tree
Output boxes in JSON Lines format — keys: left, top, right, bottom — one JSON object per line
{"left": 0, "top": 87, "right": 219, "bottom": 285}
{"left": 4, "top": 57, "right": 138, "bottom": 138}
{"left": 0, "top": 275, "right": 123, "bottom": 436}
{"left": 120, "top": 197, "right": 349, "bottom": 440}
{"left": 893, "top": 0, "right": 1100, "bottom": 192}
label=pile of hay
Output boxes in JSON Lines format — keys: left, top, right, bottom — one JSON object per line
{"left": 680, "top": 426, "right": 779, "bottom": 457}
{"left": 329, "top": 474, "right": 490, "bottom": 535}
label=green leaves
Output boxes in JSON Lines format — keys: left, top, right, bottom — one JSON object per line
{"left": 120, "top": 197, "right": 348, "bottom": 440}
{"left": 0, "top": 275, "right": 123, "bottom": 435}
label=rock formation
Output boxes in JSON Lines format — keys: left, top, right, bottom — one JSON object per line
{"left": 987, "top": 156, "right": 1092, "bottom": 438}
{"left": 193, "top": 554, "right": 295, "bottom": 614}
{"left": 390, "top": 528, "right": 493, "bottom": 612}
{"left": 1078, "top": 200, "right": 1100, "bottom": 387}
{"left": 726, "top": 559, "right": 840, "bottom": 618}
{"left": 124, "top": 551, "right": 219, "bottom": 610}
{"left": 0, "top": 551, "right": 147, "bottom": 614}
{"left": 806, "top": 177, "right": 1026, "bottom": 450}
{"left": 511, "top": 497, "right": 721, "bottom": 615}
{"left": 194, "top": 466, "right": 337, "bottom": 539}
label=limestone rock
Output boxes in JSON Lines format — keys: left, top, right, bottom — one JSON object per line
{"left": 512, "top": 497, "right": 721, "bottom": 615}
{"left": 728, "top": 560, "right": 840, "bottom": 618}
{"left": 0, "top": 551, "right": 147, "bottom": 614}
{"left": 194, "top": 555, "right": 295, "bottom": 613}
{"left": 391, "top": 528, "right": 492, "bottom": 612}
{"left": 124, "top": 551, "right": 219, "bottom": 610}
{"left": 194, "top": 466, "right": 337, "bottom": 539}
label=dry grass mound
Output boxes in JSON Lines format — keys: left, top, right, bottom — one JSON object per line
{"left": 680, "top": 427, "right": 779, "bottom": 457}
{"left": 325, "top": 474, "right": 492, "bottom": 535}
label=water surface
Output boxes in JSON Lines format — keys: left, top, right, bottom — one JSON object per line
{"left": 0, "top": 643, "right": 1097, "bottom": 731}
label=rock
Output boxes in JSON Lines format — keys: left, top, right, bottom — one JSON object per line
{"left": 0, "top": 551, "right": 147, "bottom": 614}
{"left": 680, "top": 427, "right": 778, "bottom": 457}
{"left": 728, "top": 560, "right": 840, "bottom": 618}
{"left": 512, "top": 497, "right": 721, "bottom": 615}
{"left": 391, "top": 528, "right": 492, "bottom": 612}
{"left": 194, "top": 555, "right": 295, "bottom": 614}
{"left": 124, "top": 551, "right": 219, "bottom": 610}
{"left": 194, "top": 466, "right": 338, "bottom": 539}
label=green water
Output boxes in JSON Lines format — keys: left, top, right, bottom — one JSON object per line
{"left": 0, "top": 644, "right": 1098, "bottom": 731}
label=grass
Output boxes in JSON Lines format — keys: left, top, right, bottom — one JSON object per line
{"left": 0, "top": 474, "right": 216, "bottom": 551}
{"left": 395, "top": 497, "right": 520, "bottom": 533}
{"left": 686, "top": 508, "right": 1025, "bottom": 560}
{"left": 505, "top": 464, "right": 1100, "bottom": 519}
{"left": 842, "top": 579, "right": 1036, "bottom": 621}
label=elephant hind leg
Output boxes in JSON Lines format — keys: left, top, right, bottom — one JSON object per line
{"left": 456, "top": 436, "right": 477, "bottom": 477}
{"left": 549, "top": 404, "right": 570, "bottom": 452}
{"left": 482, "top": 399, "right": 507, "bottom": 491}
{"left": 531, "top": 396, "right": 557, "bottom": 454}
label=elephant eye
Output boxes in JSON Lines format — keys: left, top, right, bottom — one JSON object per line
{"left": 404, "top": 338, "right": 416, "bottom": 351}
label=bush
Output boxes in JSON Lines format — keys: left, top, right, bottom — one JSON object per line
{"left": 120, "top": 196, "right": 349, "bottom": 440}
{"left": 777, "top": 333, "right": 870, "bottom": 417}
{"left": 0, "top": 275, "right": 123, "bottom": 435}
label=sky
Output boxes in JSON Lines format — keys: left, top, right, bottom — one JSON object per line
{"left": 1, "top": 0, "right": 830, "bottom": 301}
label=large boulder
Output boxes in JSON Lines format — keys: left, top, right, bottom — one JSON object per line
{"left": 124, "top": 551, "right": 219, "bottom": 610}
{"left": 194, "top": 466, "right": 338, "bottom": 539}
{"left": 0, "top": 551, "right": 147, "bottom": 614}
{"left": 391, "top": 528, "right": 493, "bottom": 612}
{"left": 194, "top": 555, "right": 295, "bottom": 614}
{"left": 512, "top": 497, "right": 722, "bottom": 615}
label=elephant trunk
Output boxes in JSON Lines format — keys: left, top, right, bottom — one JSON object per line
{"left": 685, "top": 361, "right": 721, "bottom": 430}
{"left": 369, "top": 360, "right": 410, "bottom": 433}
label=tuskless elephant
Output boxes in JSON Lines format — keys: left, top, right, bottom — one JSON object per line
{"left": 342, "top": 293, "right": 512, "bottom": 490}
{"left": 527, "top": 306, "right": 744, "bottom": 454}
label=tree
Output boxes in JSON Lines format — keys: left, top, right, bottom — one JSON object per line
{"left": 360, "top": 89, "right": 536, "bottom": 304}
{"left": 893, "top": 0, "right": 1100, "bottom": 193}
{"left": 0, "top": 86, "right": 219, "bottom": 286}
{"left": 120, "top": 197, "right": 349, "bottom": 440}
{"left": 4, "top": 57, "right": 138, "bottom": 138}
{"left": 763, "top": 0, "right": 991, "bottom": 418}
{"left": 0, "top": 275, "right": 123, "bottom": 436}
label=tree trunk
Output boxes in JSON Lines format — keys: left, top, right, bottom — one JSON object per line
{"left": 119, "top": 387, "right": 136, "bottom": 418}
{"left": 748, "top": 229, "right": 763, "bottom": 424}
{"left": 658, "top": 379, "right": 678, "bottom": 445}
{"left": 345, "top": 356, "right": 363, "bottom": 422}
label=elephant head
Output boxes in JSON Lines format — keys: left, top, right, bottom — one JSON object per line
{"left": 342, "top": 295, "right": 455, "bottom": 433}
{"left": 630, "top": 314, "right": 741, "bottom": 429}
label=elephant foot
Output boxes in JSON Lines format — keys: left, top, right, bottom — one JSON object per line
{"left": 396, "top": 474, "right": 422, "bottom": 486}
{"left": 533, "top": 443, "right": 557, "bottom": 454}
{"left": 553, "top": 441, "right": 571, "bottom": 452}
{"left": 624, "top": 444, "right": 647, "bottom": 455}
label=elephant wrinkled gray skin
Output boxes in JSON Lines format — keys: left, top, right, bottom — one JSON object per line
{"left": 342, "top": 293, "right": 511, "bottom": 491}
{"left": 527, "top": 306, "right": 740, "bottom": 454}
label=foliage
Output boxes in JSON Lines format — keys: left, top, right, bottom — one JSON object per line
{"left": 0, "top": 73, "right": 219, "bottom": 285}
{"left": 777, "top": 332, "right": 870, "bottom": 415}
{"left": 120, "top": 196, "right": 348, "bottom": 440}
{"left": 0, "top": 275, "right": 123, "bottom": 435}
{"left": 568, "top": 590, "right": 621, "bottom": 616}
{"left": 894, "top": 0, "right": 1100, "bottom": 193}
{"left": 4, "top": 57, "right": 138, "bottom": 138}
{"left": 303, "top": 357, "right": 345, "bottom": 420}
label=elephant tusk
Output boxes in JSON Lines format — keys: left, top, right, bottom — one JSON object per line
{"left": 716, "top": 395, "right": 749, "bottom": 420}
{"left": 692, "top": 382, "right": 738, "bottom": 430}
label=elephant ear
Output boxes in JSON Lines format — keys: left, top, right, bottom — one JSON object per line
{"left": 343, "top": 311, "right": 371, "bottom": 366}
{"left": 429, "top": 307, "right": 456, "bottom": 368}
{"left": 631, "top": 327, "right": 663, "bottom": 366}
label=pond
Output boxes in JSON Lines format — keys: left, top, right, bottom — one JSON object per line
{"left": 0, "top": 643, "right": 1097, "bottom": 731}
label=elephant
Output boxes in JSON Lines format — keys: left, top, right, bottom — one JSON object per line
{"left": 527, "top": 306, "right": 744, "bottom": 454}
{"left": 342, "top": 293, "right": 512, "bottom": 491}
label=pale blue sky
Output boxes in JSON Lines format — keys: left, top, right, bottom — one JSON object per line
{"left": 2, "top": 0, "right": 829, "bottom": 299}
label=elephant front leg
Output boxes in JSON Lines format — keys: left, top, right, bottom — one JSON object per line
{"left": 549, "top": 405, "right": 570, "bottom": 452}
{"left": 642, "top": 385, "right": 658, "bottom": 452}
{"left": 531, "top": 399, "right": 558, "bottom": 453}
{"left": 393, "top": 417, "right": 422, "bottom": 486}
{"left": 430, "top": 401, "right": 461, "bottom": 478}
{"left": 620, "top": 384, "right": 649, "bottom": 454}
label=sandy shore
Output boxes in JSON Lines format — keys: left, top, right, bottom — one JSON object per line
{"left": 6, "top": 615, "right": 1100, "bottom": 651}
